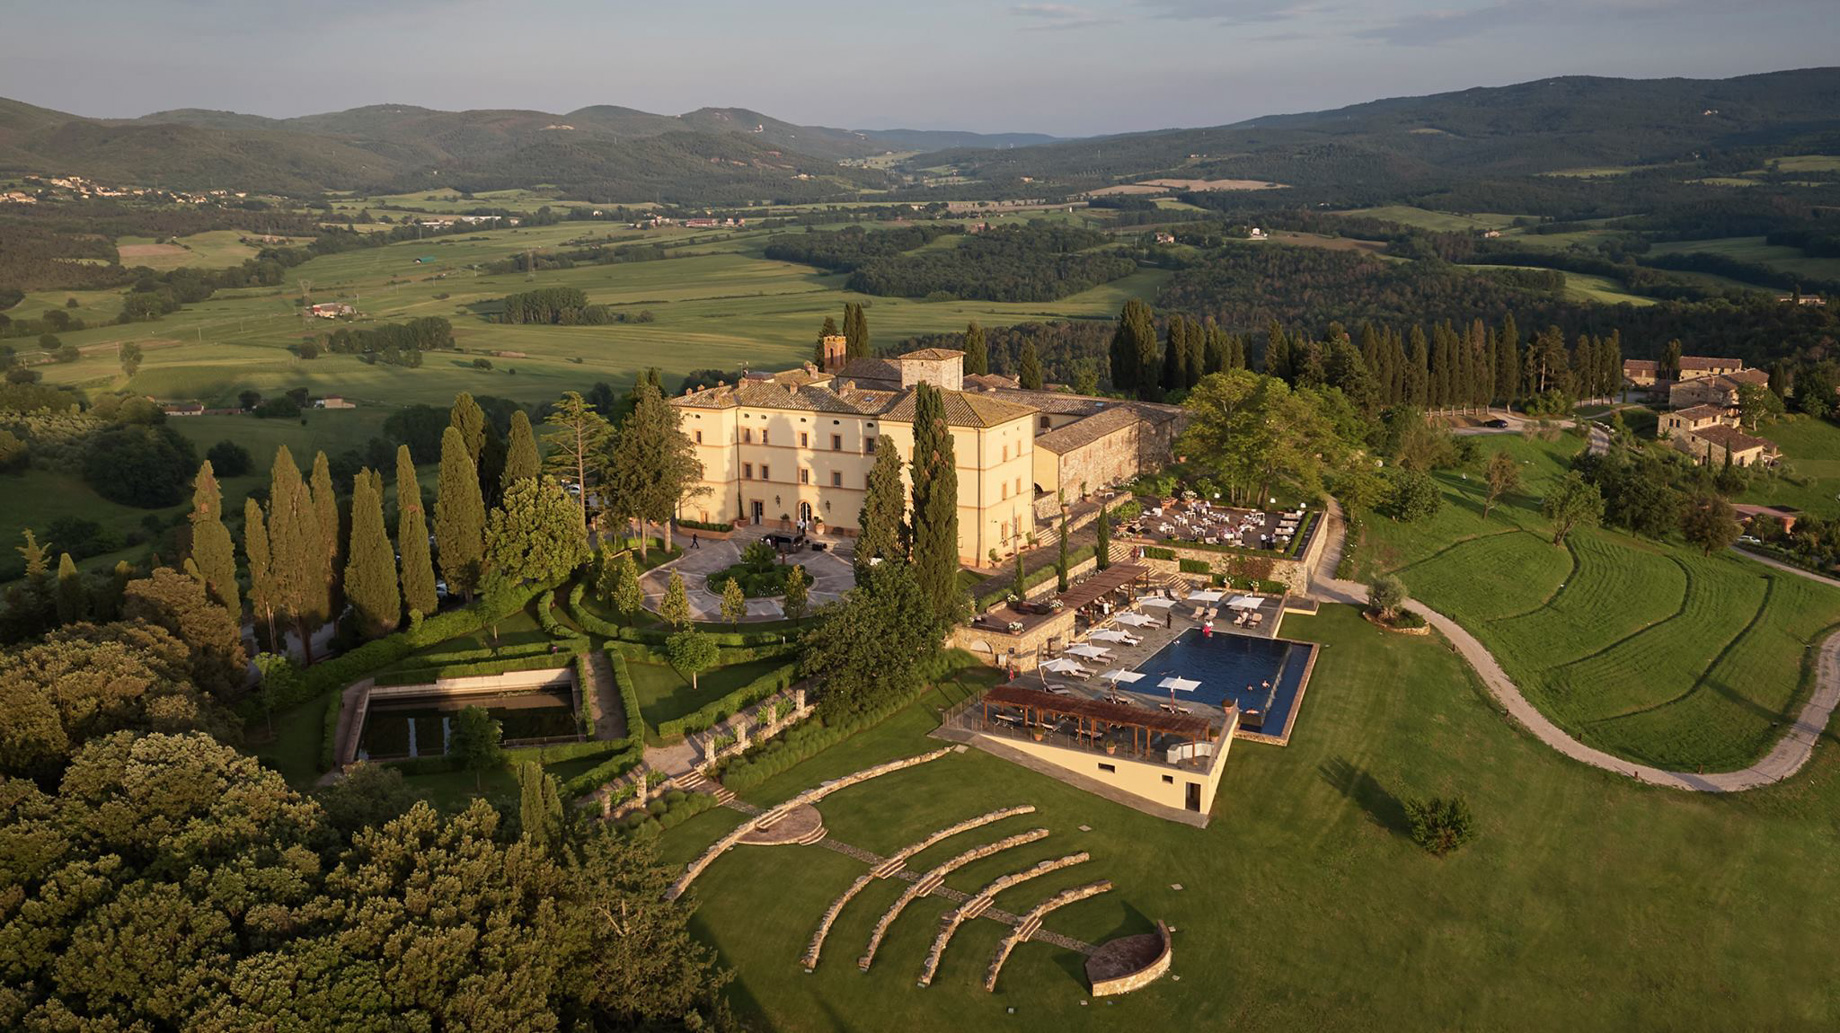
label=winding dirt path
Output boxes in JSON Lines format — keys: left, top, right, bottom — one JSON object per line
{"left": 1310, "top": 500, "right": 1839, "bottom": 791}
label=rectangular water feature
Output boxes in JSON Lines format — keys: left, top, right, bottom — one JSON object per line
{"left": 1122, "top": 629, "right": 1316, "bottom": 743}
{"left": 358, "top": 687, "right": 578, "bottom": 761}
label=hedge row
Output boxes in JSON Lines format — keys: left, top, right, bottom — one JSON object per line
{"left": 608, "top": 648, "right": 646, "bottom": 743}
{"left": 373, "top": 735, "right": 633, "bottom": 777}
{"left": 535, "top": 589, "right": 586, "bottom": 641}
{"left": 319, "top": 692, "right": 343, "bottom": 770}
{"left": 1179, "top": 558, "right": 1212, "bottom": 575}
{"left": 370, "top": 651, "right": 575, "bottom": 687}
{"left": 574, "top": 652, "right": 596, "bottom": 738}
{"left": 618, "top": 789, "right": 722, "bottom": 840}
{"left": 1143, "top": 546, "right": 1176, "bottom": 561}
{"left": 406, "top": 640, "right": 557, "bottom": 667}
{"left": 243, "top": 580, "right": 554, "bottom": 720}
{"left": 564, "top": 582, "right": 792, "bottom": 648}
{"left": 655, "top": 663, "right": 798, "bottom": 741}
{"left": 972, "top": 545, "right": 1096, "bottom": 612}
{"left": 560, "top": 744, "right": 644, "bottom": 798}
{"left": 676, "top": 518, "right": 734, "bottom": 533}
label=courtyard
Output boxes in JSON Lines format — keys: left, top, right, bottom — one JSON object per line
{"left": 640, "top": 525, "right": 857, "bottom": 621}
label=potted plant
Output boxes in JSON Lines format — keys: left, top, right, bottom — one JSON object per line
{"left": 1103, "top": 740, "right": 1118, "bottom": 756}
{"left": 1030, "top": 726, "right": 1045, "bottom": 742}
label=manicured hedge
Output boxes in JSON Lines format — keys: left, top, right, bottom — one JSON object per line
{"left": 608, "top": 648, "right": 646, "bottom": 743}
{"left": 1143, "top": 545, "right": 1176, "bottom": 561}
{"left": 565, "top": 581, "right": 792, "bottom": 648}
{"left": 370, "top": 652, "right": 574, "bottom": 687}
{"left": 319, "top": 692, "right": 343, "bottom": 770}
{"left": 677, "top": 518, "right": 734, "bottom": 533}
{"left": 408, "top": 641, "right": 557, "bottom": 667}
{"left": 535, "top": 589, "right": 586, "bottom": 642}
{"left": 619, "top": 788, "right": 721, "bottom": 840}
{"left": 574, "top": 651, "right": 595, "bottom": 737}
{"left": 1179, "top": 557, "right": 1212, "bottom": 575}
{"left": 655, "top": 662, "right": 798, "bottom": 741}
{"left": 243, "top": 580, "right": 553, "bottom": 721}
{"left": 560, "top": 744, "right": 644, "bottom": 798}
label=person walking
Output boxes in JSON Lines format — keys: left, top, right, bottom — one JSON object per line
{"left": 692, "top": 532, "right": 700, "bottom": 549}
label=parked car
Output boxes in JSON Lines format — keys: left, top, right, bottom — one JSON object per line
{"left": 1737, "top": 535, "right": 1762, "bottom": 546}
{"left": 762, "top": 532, "right": 808, "bottom": 552}
{"left": 1485, "top": 418, "right": 1510, "bottom": 429}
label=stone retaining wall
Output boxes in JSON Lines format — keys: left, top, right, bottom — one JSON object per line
{"left": 918, "top": 852, "right": 1090, "bottom": 986}
{"left": 984, "top": 880, "right": 1113, "bottom": 992}
{"left": 858, "top": 828, "right": 1050, "bottom": 971}
{"left": 339, "top": 667, "right": 575, "bottom": 769}
{"left": 667, "top": 747, "right": 953, "bottom": 900}
{"left": 1087, "top": 920, "right": 1173, "bottom": 996}
{"left": 803, "top": 805, "right": 1036, "bottom": 970}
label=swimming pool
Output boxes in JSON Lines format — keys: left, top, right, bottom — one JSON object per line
{"left": 1123, "top": 629, "right": 1316, "bottom": 740}
{"left": 359, "top": 687, "right": 578, "bottom": 760}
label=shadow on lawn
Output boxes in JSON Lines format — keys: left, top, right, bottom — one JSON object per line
{"left": 1049, "top": 900, "right": 1159, "bottom": 988}
{"left": 1318, "top": 756, "right": 1409, "bottom": 836}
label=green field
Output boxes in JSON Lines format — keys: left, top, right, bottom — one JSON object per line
{"left": 628, "top": 656, "right": 790, "bottom": 730}
{"left": 5, "top": 221, "right": 1165, "bottom": 410}
{"left": 1739, "top": 416, "right": 1840, "bottom": 518}
{"left": 1343, "top": 205, "right": 1526, "bottom": 232}
{"left": 652, "top": 604, "right": 1840, "bottom": 1031}
{"left": 1356, "top": 434, "right": 1840, "bottom": 770}
{"left": 117, "top": 229, "right": 279, "bottom": 271}
{"left": 1648, "top": 236, "right": 1840, "bottom": 285}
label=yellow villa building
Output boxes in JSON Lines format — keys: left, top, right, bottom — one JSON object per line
{"left": 670, "top": 338, "right": 1182, "bottom": 563}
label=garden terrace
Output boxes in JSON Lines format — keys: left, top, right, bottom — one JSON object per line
{"left": 918, "top": 852, "right": 1092, "bottom": 986}
{"left": 858, "top": 828, "right": 1053, "bottom": 972}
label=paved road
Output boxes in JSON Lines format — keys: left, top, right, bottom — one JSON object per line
{"left": 1310, "top": 499, "right": 1838, "bottom": 791}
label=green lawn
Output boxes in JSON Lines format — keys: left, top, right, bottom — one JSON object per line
{"left": 1341, "top": 205, "right": 1527, "bottom": 232}
{"left": 1356, "top": 434, "right": 1840, "bottom": 770}
{"left": 1648, "top": 235, "right": 1840, "bottom": 285}
{"left": 1740, "top": 416, "right": 1840, "bottom": 518}
{"left": 628, "top": 656, "right": 791, "bottom": 730}
{"left": 655, "top": 604, "right": 1840, "bottom": 1031}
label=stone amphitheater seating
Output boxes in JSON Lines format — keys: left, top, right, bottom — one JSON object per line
{"left": 917, "top": 852, "right": 1090, "bottom": 987}
{"left": 667, "top": 747, "right": 953, "bottom": 901}
{"left": 802, "top": 804, "right": 1036, "bottom": 970}
{"left": 984, "top": 880, "right": 1114, "bottom": 992}
{"left": 858, "top": 828, "right": 1051, "bottom": 972}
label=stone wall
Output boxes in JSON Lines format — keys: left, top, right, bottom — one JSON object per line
{"left": 1087, "top": 921, "right": 1173, "bottom": 996}
{"left": 984, "top": 880, "right": 1114, "bottom": 992}
{"left": 917, "top": 852, "right": 1090, "bottom": 986}
{"left": 859, "top": 828, "right": 1051, "bottom": 971}
{"left": 340, "top": 667, "right": 575, "bottom": 768}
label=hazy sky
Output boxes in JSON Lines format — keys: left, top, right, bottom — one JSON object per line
{"left": 4, "top": 0, "right": 1834, "bottom": 136}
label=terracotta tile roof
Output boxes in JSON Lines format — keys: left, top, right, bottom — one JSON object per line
{"left": 1692, "top": 425, "right": 1773, "bottom": 453}
{"left": 965, "top": 373, "right": 1021, "bottom": 390}
{"left": 1035, "top": 406, "right": 1142, "bottom": 454}
{"left": 899, "top": 347, "right": 965, "bottom": 361}
{"left": 879, "top": 387, "right": 1036, "bottom": 429}
{"left": 1673, "top": 404, "right": 1727, "bottom": 421}
{"left": 1680, "top": 356, "right": 1744, "bottom": 371}
{"left": 672, "top": 379, "right": 872, "bottom": 415}
{"left": 1724, "top": 368, "right": 1770, "bottom": 385}
{"left": 1623, "top": 359, "right": 1660, "bottom": 372}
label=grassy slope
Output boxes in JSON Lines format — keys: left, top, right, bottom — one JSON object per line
{"left": 1648, "top": 236, "right": 1840, "bottom": 284}
{"left": 1739, "top": 416, "right": 1840, "bottom": 519}
{"left": 1356, "top": 433, "right": 1840, "bottom": 770}
{"left": 628, "top": 656, "right": 789, "bottom": 729}
{"left": 657, "top": 605, "right": 1840, "bottom": 1031}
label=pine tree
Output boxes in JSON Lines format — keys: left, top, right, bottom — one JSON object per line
{"left": 344, "top": 470, "right": 401, "bottom": 639}
{"left": 1018, "top": 340, "right": 1043, "bottom": 390}
{"left": 435, "top": 425, "right": 487, "bottom": 599}
{"left": 244, "top": 495, "right": 278, "bottom": 648}
{"left": 963, "top": 322, "right": 988, "bottom": 376}
{"left": 309, "top": 450, "right": 341, "bottom": 606}
{"left": 504, "top": 409, "right": 540, "bottom": 489}
{"left": 720, "top": 577, "right": 746, "bottom": 629}
{"left": 856, "top": 436, "right": 907, "bottom": 578}
{"left": 395, "top": 445, "right": 439, "bottom": 619}
{"left": 660, "top": 570, "right": 692, "bottom": 629}
{"left": 450, "top": 392, "right": 487, "bottom": 464}
{"left": 54, "top": 552, "right": 87, "bottom": 624}
{"left": 782, "top": 563, "right": 809, "bottom": 623}
{"left": 188, "top": 460, "right": 240, "bottom": 621}
{"left": 908, "top": 383, "right": 961, "bottom": 622}
{"left": 542, "top": 391, "right": 614, "bottom": 533}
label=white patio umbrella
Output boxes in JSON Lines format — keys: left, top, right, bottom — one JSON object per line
{"left": 1089, "top": 628, "right": 1138, "bottom": 644}
{"left": 1064, "top": 643, "right": 1112, "bottom": 660}
{"left": 1139, "top": 596, "right": 1176, "bottom": 608}
{"left": 1157, "top": 676, "right": 1203, "bottom": 693}
{"left": 1188, "top": 589, "right": 1224, "bottom": 603}
{"left": 1039, "top": 657, "right": 1089, "bottom": 675}
{"left": 1116, "top": 612, "right": 1161, "bottom": 627}
{"left": 1100, "top": 669, "right": 1146, "bottom": 685}
{"left": 1227, "top": 595, "right": 1262, "bottom": 610}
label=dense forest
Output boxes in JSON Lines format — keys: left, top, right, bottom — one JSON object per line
{"left": 840, "top": 221, "right": 1137, "bottom": 303}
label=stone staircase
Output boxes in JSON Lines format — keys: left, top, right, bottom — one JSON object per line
{"left": 673, "top": 770, "right": 736, "bottom": 807}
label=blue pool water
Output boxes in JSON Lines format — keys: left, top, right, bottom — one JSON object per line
{"left": 1124, "top": 630, "right": 1314, "bottom": 737}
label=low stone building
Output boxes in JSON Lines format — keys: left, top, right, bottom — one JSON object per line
{"left": 1658, "top": 403, "right": 1733, "bottom": 438}
{"left": 1673, "top": 423, "right": 1776, "bottom": 467}
{"left": 1623, "top": 358, "right": 1661, "bottom": 388}
{"left": 1669, "top": 368, "right": 1769, "bottom": 409}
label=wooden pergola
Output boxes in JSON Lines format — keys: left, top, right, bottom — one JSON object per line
{"left": 1057, "top": 562, "right": 1150, "bottom": 613}
{"left": 979, "top": 683, "right": 1219, "bottom": 759}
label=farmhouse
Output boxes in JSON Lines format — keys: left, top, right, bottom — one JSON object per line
{"left": 1677, "top": 355, "right": 1746, "bottom": 381}
{"left": 1622, "top": 358, "right": 1661, "bottom": 387}
{"left": 671, "top": 338, "right": 1180, "bottom": 562}
{"left": 1668, "top": 368, "right": 1769, "bottom": 409}
{"left": 1673, "top": 423, "right": 1776, "bottom": 468}
{"left": 1658, "top": 403, "right": 1732, "bottom": 438}
{"left": 158, "top": 402, "right": 205, "bottom": 416}
{"left": 308, "top": 303, "right": 355, "bottom": 319}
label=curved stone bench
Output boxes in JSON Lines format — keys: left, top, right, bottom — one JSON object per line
{"left": 984, "top": 880, "right": 1113, "bottom": 992}
{"left": 667, "top": 746, "right": 953, "bottom": 901}
{"left": 858, "top": 828, "right": 1051, "bottom": 972}
{"left": 803, "top": 804, "right": 1035, "bottom": 970}
{"left": 917, "top": 851, "right": 1090, "bottom": 987}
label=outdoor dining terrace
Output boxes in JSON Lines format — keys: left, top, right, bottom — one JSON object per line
{"left": 1121, "top": 497, "right": 1317, "bottom": 557}
{"left": 941, "top": 683, "right": 1230, "bottom": 771}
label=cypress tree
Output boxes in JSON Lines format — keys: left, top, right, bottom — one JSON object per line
{"left": 856, "top": 436, "right": 907, "bottom": 578}
{"left": 1406, "top": 326, "right": 1430, "bottom": 407}
{"left": 395, "top": 446, "right": 438, "bottom": 619}
{"left": 244, "top": 495, "right": 278, "bottom": 648}
{"left": 345, "top": 469, "right": 400, "bottom": 639}
{"left": 54, "top": 552, "right": 87, "bottom": 624}
{"left": 478, "top": 421, "right": 508, "bottom": 509}
{"left": 450, "top": 391, "right": 487, "bottom": 464}
{"left": 503, "top": 409, "right": 540, "bottom": 489}
{"left": 1110, "top": 299, "right": 1157, "bottom": 396}
{"left": 1056, "top": 506, "right": 1070, "bottom": 593}
{"left": 269, "top": 446, "right": 328, "bottom": 664}
{"left": 188, "top": 460, "right": 240, "bottom": 621}
{"left": 843, "top": 303, "right": 869, "bottom": 359}
{"left": 1202, "top": 318, "right": 1227, "bottom": 375}
{"left": 660, "top": 570, "right": 692, "bottom": 629}
{"left": 908, "top": 383, "right": 961, "bottom": 622}
{"left": 1018, "top": 340, "right": 1044, "bottom": 390}
{"left": 310, "top": 450, "right": 341, "bottom": 605}
{"left": 1095, "top": 503, "right": 1111, "bottom": 570}
{"left": 963, "top": 321, "right": 988, "bottom": 376}
{"left": 854, "top": 303, "right": 870, "bottom": 358}
{"left": 1184, "top": 320, "right": 1206, "bottom": 388}
{"left": 1263, "top": 321, "right": 1293, "bottom": 381}
{"left": 1495, "top": 320, "right": 1520, "bottom": 406}
{"left": 435, "top": 425, "right": 486, "bottom": 599}
{"left": 1161, "top": 316, "right": 1184, "bottom": 393}
{"left": 1013, "top": 541, "right": 1025, "bottom": 594}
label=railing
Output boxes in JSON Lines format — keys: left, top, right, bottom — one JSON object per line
{"left": 942, "top": 705, "right": 1218, "bottom": 772}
